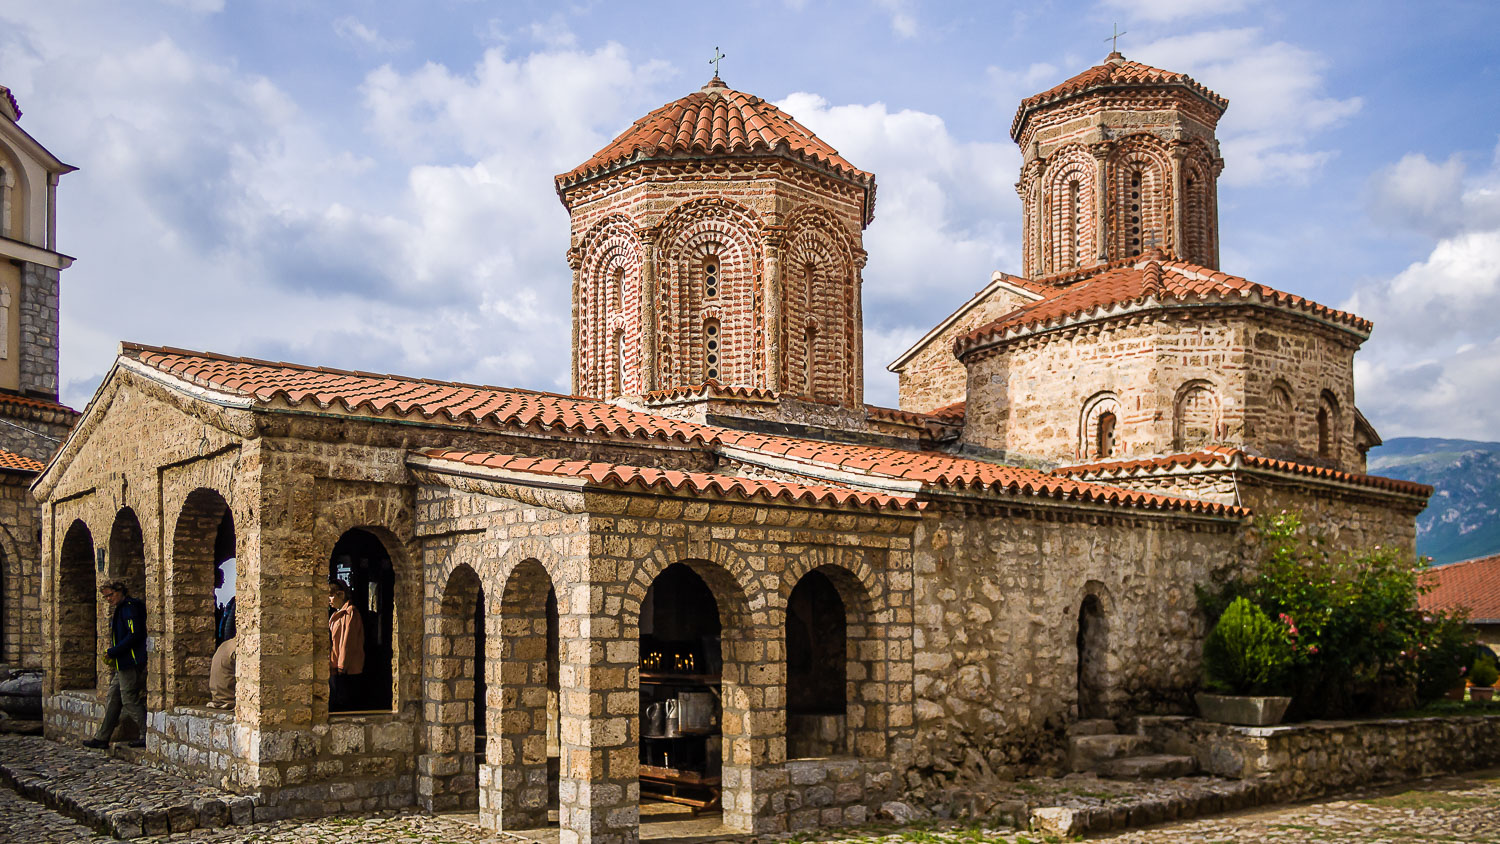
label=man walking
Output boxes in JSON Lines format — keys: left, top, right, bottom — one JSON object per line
{"left": 83, "top": 581, "right": 147, "bottom": 749}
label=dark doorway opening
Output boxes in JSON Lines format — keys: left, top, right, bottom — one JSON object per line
{"left": 1077, "top": 594, "right": 1108, "bottom": 720}
{"left": 787, "top": 569, "right": 847, "bottom": 758}
{"left": 329, "top": 529, "right": 395, "bottom": 712}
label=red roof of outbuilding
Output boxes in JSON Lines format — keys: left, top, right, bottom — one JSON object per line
{"left": 1012, "top": 54, "right": 1227, "bottom": 141}
{"left": 956, "top": 258, "right": 1371, "bottom": 357}
{"left": 1420, "top": 554, "right": 1500, "bottom": 623}
{"left": 556, "top": 78, "right": 872, "bottom": 189}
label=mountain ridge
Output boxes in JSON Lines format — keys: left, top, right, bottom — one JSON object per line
{"left": 1367, "top": 436, "right": 1500, "bottom": 565}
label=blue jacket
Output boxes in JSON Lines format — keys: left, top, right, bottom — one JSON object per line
{"left": 107, "top": 597, "right": 147, "bottom": 669}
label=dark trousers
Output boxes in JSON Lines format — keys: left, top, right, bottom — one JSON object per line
{"left": 94, "top": 665, "right": 146, "bottom": 742}
{"left": 330, "top": 672, "right": 362, "bottom": 711}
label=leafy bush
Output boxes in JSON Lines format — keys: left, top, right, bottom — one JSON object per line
{"left": 1470, "top": 653, "right": 1500, "bottom": 688}
{"left": 1200, "top": 512, "right": 1477, "bottom": 718}
{"left": 1203, "top": 597, "right": 1296, "bottom": 695}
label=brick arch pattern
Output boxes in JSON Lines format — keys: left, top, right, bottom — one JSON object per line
{"left": 1041, "top": 145, "right": 1098, "bottom": 274}
{"left": 56, "top": 519, "right": 98, "bottom": 691}
{"left": 1173, "top": 380, "right": 1221, "bottom": 452}
{"left": 1108, "top": 135, "right": 1172, "bottom": 261}
{"left": 314, "top": 493, "right": 418, "bottom": 714}
{"left": 166, "top": 487, "right": 231, "bottom": 707}
{"left": 421, "top": 562, "right": 484, "bottom": 812}
{"left": 577, "top": 214, "right": 642, "bottom": 399}
{"left": 1181, "top": 141, "right": 1219, "bottom": 267}
{"left": 782, "top": 212, "right": 856, "bottom": 403}
{"left": 656, "top": 199, "right": 763, "bottom": 389}
{"left": 1079, "top": 391, "right": 1123, "bottom": 460}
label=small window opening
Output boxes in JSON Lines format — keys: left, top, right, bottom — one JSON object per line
{"left": 1095, "top": 412, "right": 1116, "bottom": 458}
{"left": 1068, "top": 178, "right": 1081, "bottom": 267}
{"left": 704, "top": 258, "right": 719, "bottom": 299}
{"left": 704, "top": 320, "right": 720, "bottom": 382}
{"left": 1317, "top": 407, "right": 1331, "bottom": 458}
{"left": 1129, "top": 170, "right": 1142, "bottom": 249}
{"left": 610, "top": 266, "right": 624, "bottom": 312}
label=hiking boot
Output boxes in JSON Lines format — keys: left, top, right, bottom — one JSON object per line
{"left": 127, "top": 739, "right": 146, "bottom": 748}
{"left": 82, "top": 738, "right": 107, "bottom": 749}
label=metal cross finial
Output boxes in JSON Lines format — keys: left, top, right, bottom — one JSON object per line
{"left": 1105, "top": 24, "right": 1127, "bottom": 53}
{"left": 709, "top": 47, "right": 727, "bottom": 77}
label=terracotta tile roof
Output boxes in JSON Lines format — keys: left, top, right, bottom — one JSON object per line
{"left": 1420, "top": 554, "right": 1500, "bottom": 622}
{"left": 928, "top": 401, "right": 966, "bottom": 421}
{"left": 556, "top": 78, "right": 873, "bottom": 189}
{"left": 122, "top": 344, "right": 717, "bottom": 446}
{"left": 0, "top": 448, "right": 42, "bottom": 473}
{"left": 1012, "top": 54, "right": 1227, "bottom": 141}
{"left": 415, "top": 448, "right": 921, "bottom": 512}
{"left": 0, "top": 392, "right": 77, "bottom": 416}
{"left": 864, "top": 404, "right": 959, "bottom": 429}
{"left": 956, "top": 258, "right": 1371, "bottom": 358}
{"left": 717, "top": 430, "right": 1244, "bottom": 517}
{"left": 1055, "top": 446, "right": 1433, "bottom": 498}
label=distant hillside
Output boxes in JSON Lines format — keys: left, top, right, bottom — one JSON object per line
{"left": 1367, "top": 437, "right": 1500, "bottom": 565}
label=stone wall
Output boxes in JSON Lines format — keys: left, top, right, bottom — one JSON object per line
{"left": 893, "top": 277, "right": 1036, "bottom": 415}
{"left": 1142, "top": 713, "right": 1500, "bottom": 800}
{"left": 18, "top": 262, "right": 59, "bottom": 399}
{"left": 960, "top": 309, "right": 1363, "bottom": 471}
{"left": 0, "top": 469, "right": 41, "bottom": 668}
{"left": 1236, "top": 477, "right": 1423, "bottom": 559}
{"left": 910, "top": 503, "right": 1245, "bottom": 776}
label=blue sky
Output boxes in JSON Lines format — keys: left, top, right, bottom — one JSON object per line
{"left": 1, "top": 0, "right": 1497, "bottom": 439}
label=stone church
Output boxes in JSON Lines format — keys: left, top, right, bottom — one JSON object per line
{"left": 32, "top": 54, "right": 1428, "bottom": 843}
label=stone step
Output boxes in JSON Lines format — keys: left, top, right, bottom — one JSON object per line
{"left": 1068, "top": 734, "right": 1146, "bottom": 772}
{"left": 1097, "top": 753, "right": 1198, "bottom": 780}
{"left": 1065, "top": 718, "right": 1118, "bottom": 737}
{"left": 0, "top": 734, "right": 255, "bottom": 838}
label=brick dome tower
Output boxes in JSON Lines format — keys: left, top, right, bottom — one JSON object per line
{"left": 1013, "top": 53, "right": 1227, "bottom": 277}
{"left": 556, "top": 77, "right": 875, "bottom": 411}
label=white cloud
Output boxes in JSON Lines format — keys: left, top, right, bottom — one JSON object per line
{"left": 1132, "top": 28, "right": 1361, "bottom": 186}
{"left": 1100, "top": 0, "right": 1256, "bottom": 22}
{"left": 1346, "top": 142, "right": 1500, "bottom": 438}
{"left": 333, "top": 17, "right": 410, "bottom": 54}
{"left": 776, "top": 93, "right": 1018, "bottom": 405}
{"left": 874, "top": 0, "right": 919, "bottom": 39}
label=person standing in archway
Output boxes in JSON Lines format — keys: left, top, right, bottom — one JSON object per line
{"left": 328, "top": 579, "right": 365, "bottom": 711}
{"left": 83, "top": 581, "right": 147, "bottom": 748}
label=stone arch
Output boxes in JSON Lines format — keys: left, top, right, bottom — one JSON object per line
{"left": 1080, "top": 391, "right": 1123, "bottom": 459}
{"left": 167, "top": 488, "right": 232, "bottom": 707}
{"left": 107, "top": 508, "right": 147, "bottom": 611}
{"left": 57, "top": 519, "right": 98, "bottom": 691}
{"left": 1173, "top": 380, "right": 1220, "bottom": 451}
{"left": 578, "top": 214, "right": 643, "bottom": 398}
{"left": 785, "top": 563, "right": 885, "bottom": 759}
{"left": 1110, "top": 135, "right": 1171, "bottom": 260}
{"left": 1318, "top": 389, "right": 1342, "bottom": 460}
{"left": 422, "top": 562, "right": 485, "bottom": 812}
{"left": 1076, "top": 582, "right": 1112, "bottom": 720}
{"left": 1181, "top": 142, "right": 1218, "bottom": 266}
{"left": 783, "top": 207, "right": 856, "bottom": 403}
{"left": 656, "top": 199, "right": 763, "bottom": 388}
{"left": 1042, "top": 145, "right": 1098, "bottom": 273}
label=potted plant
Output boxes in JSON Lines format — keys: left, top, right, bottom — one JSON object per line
{"left": 1197, "top": 597, "right": 1295, "bottom": 726}
{"left": 1469, "top": 653, "right": 1499, "bottom": 702}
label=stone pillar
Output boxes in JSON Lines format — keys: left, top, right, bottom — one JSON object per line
{"left": 489, "top": 568, "right": 553, "bottom": 830}
{"left": 1090, "top": 144, "right": 1112, "bottom": 264}
{"left": 762, "top": 228, "right": 785, "bottom": 393}
{"left": 849, "top": 250, "right": 868, "bottom": 405}
{"left": 558, "top": 586, "right": 638, "bottom": 844}
{"left": 636, "top": 229, "right": 658, "bottom": 393}
{"left": 568, "top": 246, "right": 583, "bottom": 396}
{"left": 1168, "top": 143, "right": 1188, "bottom": 261}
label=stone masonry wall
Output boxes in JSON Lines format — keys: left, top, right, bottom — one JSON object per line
{"left": 961, "top": 310, "right": 1362, "bottom": 471}
{"left": 1236, "top": 478, "right": 1423, "bottom": 559}
{"left": 0, "top": 402, "right": 73, "bottom": 462}
{"left": 0, "top": 469, "right": 42, "bottom": 668}
{"left": 910, "top": 503, "right": 1245, "bottom": 777}
{"left": 894, "top": 280, "right": 1035, "bottom": 415}
{"left": 18, "top": 262, "right": 59, "bottom": 399}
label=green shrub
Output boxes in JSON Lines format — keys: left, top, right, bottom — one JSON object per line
{"left": 1203, "top": 597, "right": 1295, "bottom": 695}
{"left": 1470, "top": 653, "right": 1500, "bottom": 688}
{"left": 1415, "top": 613, "right": 1476, "bottom": 701}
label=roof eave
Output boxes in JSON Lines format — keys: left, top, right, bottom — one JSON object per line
{"left": 1010, "top": 79, "right": 1229, "bottom": 143}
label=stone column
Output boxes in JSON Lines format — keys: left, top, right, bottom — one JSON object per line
{"left": 762, "top": 227, "right": 785, "bottom": 393}
{"left": 1090, "top": 144, "right": 1112, "bottom": 264}
{"left": 558, "top": 585, "right": 638, "bottom": 844}
{"left": 1168, "top": 143, "right": 1188, "bottom": 261}
{"left": 849, "top": 249, "right": 868, "bottom": 405}
{"left": 567, "top": 246, "right": 583, "bottom": 396}
{"left": 489, "top": 572, "right": 553, "bottom": 830}
{"left": 636, "top": 228, "right": 658, "bottom": 393}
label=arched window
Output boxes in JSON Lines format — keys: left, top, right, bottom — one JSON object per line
{"left": 703, "top": 319, "right": 720, "bottom": 383}
{"left": 787, "top": 570, "right": 845, "bottom": 758}
{"left": 1128, "top": 169, "right": 1143, "bottom": 253}
{"left": 1095, "top": 412, "right": 1117, "bottom": 458}
{"left": 1318, "top": 390, "right": 1341, "bottom": 460}
{"left": 610, "top": 266, "right": 624, "bottom": 313}
{"left": 1068, "top": 178, "right": 1082, "bottom": 267}
{"left": 1174, "top": 382, "right": 1219, "bottom": 451}
{"left": 57, "top": 521, "right": 97, "bottom": 691}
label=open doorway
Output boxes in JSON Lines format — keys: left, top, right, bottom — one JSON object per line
{"left": 329, "top": 529, "right": 395, "bottom": 712}
{"left": 1077, "top": 594, "right": 1108, "bottom": 720}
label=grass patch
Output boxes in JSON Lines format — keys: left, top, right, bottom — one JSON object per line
{"left": 1361, "top": 789, "right": 1494, "bottom": 811}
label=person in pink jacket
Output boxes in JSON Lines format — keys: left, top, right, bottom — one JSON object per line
{"left": 328, "top": 579, "right": 365, "bottom": 711}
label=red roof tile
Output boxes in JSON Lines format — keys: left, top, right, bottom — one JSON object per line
{"left": 0, "top": 392, "right": 78, "bottom": 416}
{"left": 1420, "top": 554, "right": 1500, "bottom": 622}
{"left": 1012, "top": 54, "right": 1226, "bottom": 141}
{"left": 956, "top": 258, "right": 1371, "bottom": 357}
{"left": 927, "top": 401, "right": 966, "bottom": 421}
{"left": 122, "top": 344, "right": 717, "bottom": 446}
{"left": 416, "top": 448, "right": 921, "bottom": 512}
{"left": 717, "top": 430, "right": 1244, "bottom": 517}
{"left": 863, "top": 404, "right": 959, "bottom": 429}
{"left": 1055, "top": 446, "right": 1433, "bottom": 498}
{"left": 0, "top": 448, "right": 42, "bottom": 473}
{"left": 642, "top": 382, "right": 779, "bottom": 405}
{"left": 556, "top": 78, "right": 873, "bottom": 189}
